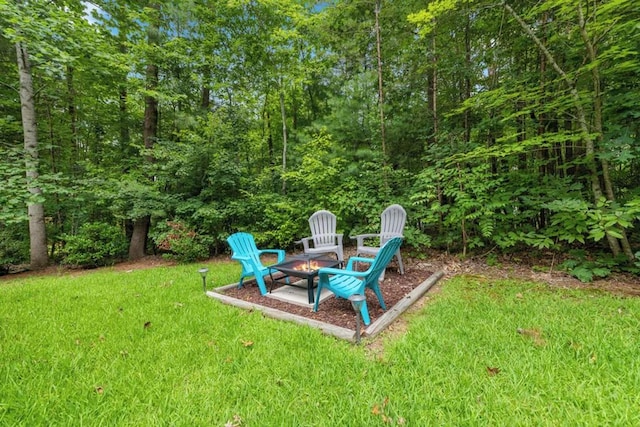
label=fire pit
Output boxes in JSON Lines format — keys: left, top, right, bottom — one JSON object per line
{"left": 269, "top": 254, "right": 341, "bottom": 304}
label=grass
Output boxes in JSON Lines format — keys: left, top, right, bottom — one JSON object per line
{"left": 1, "top": 263, "right": 639, "bottom": 426}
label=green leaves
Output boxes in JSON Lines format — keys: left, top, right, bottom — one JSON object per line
{"left": 408, "top": 0, "right": 470, "bottom": 36}
{"left": 60, "top": 222, "right": 128, "bottom": 268}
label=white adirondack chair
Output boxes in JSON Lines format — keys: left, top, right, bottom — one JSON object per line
{"left": 351, "top": 204, "right": 406, "bottom": 279}
{"left": 296, "top": 210, "right": 344, "bottom": 264}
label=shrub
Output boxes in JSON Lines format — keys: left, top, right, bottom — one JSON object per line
{"left": 0, "top": 225, "right": 29, "bottom": 274}
{"left": 152, "top": 221, "right": 210, "bottom": 263}
{"left": 61, "top": 222, "right": 128, "bottom": 268}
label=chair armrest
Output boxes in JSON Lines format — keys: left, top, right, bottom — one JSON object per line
{"left": 350, "top": 233, "right": 379, "bottom": 247}
{"left": 295, "top": 237, "right": 312, "bottom": 251}
{"left": 318, "top": 267, "right": 368, "bottom": 282}
{"left": 258, "top": 248, "right": 286, "bottom": 263}
{"left": 350, "top": 233, "right": 378, "bottom": 240}
{"left": 231, "top": 255, "right": 251, "bottom": 261}
{"left": 345, "top": 256, "right": 374, "bottom": 270}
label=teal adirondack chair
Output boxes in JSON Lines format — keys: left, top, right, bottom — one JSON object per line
{"left": 313, "top": 237, "right": 403, "bottom": 325}
{"left": 226, "top": 232, "right": 286, "bottom": 295}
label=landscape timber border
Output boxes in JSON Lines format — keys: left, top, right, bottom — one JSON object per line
{"left": 207, "top": 270, "right": 445, "bottom": 343}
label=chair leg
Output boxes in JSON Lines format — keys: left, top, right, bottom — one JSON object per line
{"left": 313, "top": 284, "right": 324, "bottom": 312}
{"left": 360, "top": 301, "right": 371, "bottom": 326}
{"left": 370, "top": 284, "right": 387, "bottom": 310}
{"left": 396, "top": 250, "right": 405, "bottom": 275}
{"left": 255, "top": 275, "right": 268, "bottom": 295}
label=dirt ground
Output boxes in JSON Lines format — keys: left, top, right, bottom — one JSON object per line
{"left": 220, "top": 256, "right": 434, "bottom": 330}
{"left": 3, "top": 248, "right": 639, "bottom": 333}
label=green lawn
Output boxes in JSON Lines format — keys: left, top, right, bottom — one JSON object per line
{"left": 1, "top": 262, "right": 639, "bottom": 426}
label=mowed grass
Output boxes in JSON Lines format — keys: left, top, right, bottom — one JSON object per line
{"left": 1, "top": 262, "right": 639, "bottom": 426}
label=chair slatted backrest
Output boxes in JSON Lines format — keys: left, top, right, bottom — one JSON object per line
{"left": 227, "top": 232, "right": 261, "bottom": 266}
{"left": 380, "top": 204, "right": 406, "bottom": 245}
{"left": 362, "top": 237, "right": 403, "bottom": 286}
{"left": 309, "top": 210, "right": 337, "bottom": 248}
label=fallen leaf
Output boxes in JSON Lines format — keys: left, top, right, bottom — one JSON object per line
{"left": 225, "top": 414, "right": 243, "bottom": 427}
{"left": 517, "top": 327, "right": 546, "bottom": 346}
{"left": 241, "top": 340, "right": 253, "bottom": 347}
{"left": 515, "top": 293, "right": 523, "bottom": 299}
{"left": 144, "top": 321, "right": 152, "bottom": 329}
{"left": 95, "top": 386, "right": 104, "bottom": 394}
{"left": 486, "top": 366, "right": 501, "bottom": 376}
{"left": 371, "top": 403, "right": 381, "bottom": 415}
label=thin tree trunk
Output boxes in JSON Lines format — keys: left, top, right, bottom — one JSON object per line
{"left": 577, "top": 2, "right": 634, "bottom": 260}
{"left": 16, "top": 41, "right": 48, "bottom": 269}
{"left": 504, "top": 2, "right": 623, "bottom": 258}
{"left": 201, "top": 64, "right": 210, "bottom": 110}
{"left": 427, "top": 25, "right": 443, "bottom": 233}
{"left": 118, "top": 43, "right": 131, "bottom": 158}
{"left": 374, "top": 0, "right": 386, "bottom": 161}
{"left": 427, "top": 28, "right": 438, "bottom": 146}
{"left": 67, "top": 65, "right": 78, "bottom": 171}
{"left": 280, "top": 86, "right": 287, "bottom": 194}
{"left": 463, "top": 10, "right": 471, "bottom": 144}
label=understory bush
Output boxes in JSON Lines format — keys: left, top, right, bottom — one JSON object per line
{"left": 60, "top": 222, "right": 128, "bottom": 268}
{"left": 0, "top": 225, "right": 29, "bottom": 274}
{"left": 152, "top": 220, "right": 210, "bottom": 263}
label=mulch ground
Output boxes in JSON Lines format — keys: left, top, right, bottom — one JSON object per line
{"left": 219, "top": 258, "right": 435, "bottom": 330}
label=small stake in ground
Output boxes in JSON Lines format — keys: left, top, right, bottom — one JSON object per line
{"left": 198, "top": 268, "right": 209, "bottom": 293}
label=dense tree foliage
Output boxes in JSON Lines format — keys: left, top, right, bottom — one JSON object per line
{"left": 0, "top": 0, "right": 639, "bottom": 279}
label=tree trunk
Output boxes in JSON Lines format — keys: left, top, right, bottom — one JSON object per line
{"left": 129, "top": 2, "right": 159, "bottom": 260}
{"left": 427, "top": 29, "right": 438, "bottom": 147}
{"left": 463, "top": 10, "right": 471, "bottom": 144}
{"left": 280, "top": 86, "right": 287, "bottom": 194}
{"left": 16, "top": 41, "right": 49, "bottom": 270}
{"left": 427, "top": 25, "right": 443, "bottom": 233}
{"left": 504, "top": 2, "right": 624, "bottom": 259}
{"left": 374, "top": 0, "right": 386, "bottom": 161}
{"left": 129, "top": 217, "right": 150, "bottom": 260}
{"left": 577, "top": 2, "right": 634, "bottom": 261}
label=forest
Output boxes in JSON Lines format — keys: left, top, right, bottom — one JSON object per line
{"left": 1, "top": 0, "right": 639, "bottom": 281}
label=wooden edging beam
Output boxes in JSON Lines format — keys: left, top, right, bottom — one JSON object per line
{"left": 207, "top": 270, "right": 445, "bottom": 343}
{"left": 364, "top": 270, "right": 444, "bottom": 339}
{"left": 207, "top": 289, "right": 355, "bottom": 341}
